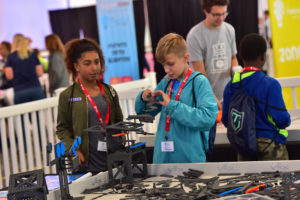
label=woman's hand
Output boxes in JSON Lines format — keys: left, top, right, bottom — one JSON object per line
{"left": 36, "top": 65, "right": 44, "bottom": 77}
{"left": 4, "top": 67, "right": 13, "bottom": 80}
{"left": 76, "top": 150, "right": 86, "bottom": 166}
{"left": 153, "top": 90, "right": 170, "bottom": 107}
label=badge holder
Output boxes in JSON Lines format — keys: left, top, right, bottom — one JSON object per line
{"left": 161, "top": 134, "right": 174, "bottom": 152}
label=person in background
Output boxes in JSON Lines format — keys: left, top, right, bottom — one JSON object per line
{"left": 0, "top": 41, "right": 13, "bottom": 89}
{"left": 25, "top": 37, "right": 32, "bottom": 50}
{"left": 56, "top": 38, "right": 123, "bottom": 173}
{"left": 45, "top": 34, "right": 70, "bottom": 96}
{"left": 186, "top": 0, "right": 239, "bottom": 159}
{"left": 135, "top": 33, "right": 218, "bottom": 163}
{"left": 0, "top": 41, "right": 11, "bottom": 65}
{"left": 187, "top": 0, "right": 238, "bottom": 110}
{"left": 4, "top": 34, "right": 44, "bottom": 104}
{"left": 222, "top": 33, "right": 290, "bottom": 161}
{"left": 33, "top": 48, "right": 49, "bottom": 72}
{"left": 263, "top": 10, "right": 272, "bottom": 48}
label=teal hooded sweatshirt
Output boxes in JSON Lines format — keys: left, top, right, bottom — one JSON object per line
{"left": 135, "top": 71, "right": 218, "bottom": 163}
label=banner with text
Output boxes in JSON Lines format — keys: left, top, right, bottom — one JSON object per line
{"left": 96, "top": 0, "right": 139, "bottom": 84}
{"left": 269, "top": 0, "right": 300, "bottom": 109}
{"left": 269, "top": 0, "right": 300, "bottom": 77}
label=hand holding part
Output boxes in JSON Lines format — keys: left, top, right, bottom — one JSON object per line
{"left": 142, "top": 89, "right": 154, "bottom": 102}
{"left": 75, "top": 150, "right": 85, "bottom": 166}
{"left": 153, "top": 90, "right": 170, "bottom": 107}
{"left": 71, "top": 136, "right": 82, "bottom": 155}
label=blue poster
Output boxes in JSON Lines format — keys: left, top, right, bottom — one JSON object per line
{"left": 96, "top": 0, "right": 140, "bottom": 84}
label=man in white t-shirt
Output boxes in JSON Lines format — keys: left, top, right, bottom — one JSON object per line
{"left": 187, "top": 0, "right": 238, "bottom": 110}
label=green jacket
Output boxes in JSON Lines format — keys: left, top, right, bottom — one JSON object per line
{"left": 56, "top": 81, "right": 123, "bottom": 162}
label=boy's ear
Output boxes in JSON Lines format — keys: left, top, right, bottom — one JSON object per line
{"left": 183, "top": 53, "right": 190, "bottom": 63}
{"left": 260, "top": 53, "right": 266, "bottom": 62}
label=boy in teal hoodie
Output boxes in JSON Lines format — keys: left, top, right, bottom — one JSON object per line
{"left": 135, "top": 33, "right": 218, "bottom": 163}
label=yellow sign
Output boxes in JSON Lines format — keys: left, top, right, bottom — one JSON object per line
{"left": 269, "top": 0, "right": 300, "bottom": 77}
{"left": 268, "top": 0, "right": 300, "bottom": 109}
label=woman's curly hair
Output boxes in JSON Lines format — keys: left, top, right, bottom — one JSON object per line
{"left": 65, "top": 38, "right": 105, "bottom": 82}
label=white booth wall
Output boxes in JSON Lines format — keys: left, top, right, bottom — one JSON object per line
{"left": 0, "top": 0, "right": 96, "bottom": 50}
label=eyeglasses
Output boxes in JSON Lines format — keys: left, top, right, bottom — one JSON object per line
{"left": 210, "top": 12, "right": 229, "bottom": 18}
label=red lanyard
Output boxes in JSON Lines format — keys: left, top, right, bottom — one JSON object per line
{"left": 241, "top": 66, "right": 260, "bottom": 72}
{"left": 165, "top": 68, "right": 193, "bottom": 134}
{"left": 78, "top": 79, "right": 110, "bottom": 124}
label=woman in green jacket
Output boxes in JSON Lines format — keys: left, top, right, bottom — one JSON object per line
{"left": 56, "top": 38, "right": 123, "bottom": 173}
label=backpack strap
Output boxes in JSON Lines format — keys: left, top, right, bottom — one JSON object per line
{"left": 237, "top": 72, "right": 287, "bottom": 111}
{"left": 192, "top": 73, "right": 202, "bottom": 107}
{"left": 255, "top": 98, "right": 287, "bottom": 111}
{"left": 191, "top": 72, "right": 211, "bottom": 157}
{"left": 164, "top": 72, "right": 203, "bottom": 107}
{"left": 164, "top": 79, "right": 174, "bottom": 93}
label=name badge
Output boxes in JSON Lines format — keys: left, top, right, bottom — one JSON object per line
{"left": 97, "top": 140, "right": 107, "bottom": 152}
{"left": 161, "top": 141, "right": 174, "bottom": 152}
{"left": 69, "top": 97, "right": 82, "bottom": 102}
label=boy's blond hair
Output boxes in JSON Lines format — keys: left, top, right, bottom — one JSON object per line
{"left": 155, "top": 33, "right": 188, "bottom": 64}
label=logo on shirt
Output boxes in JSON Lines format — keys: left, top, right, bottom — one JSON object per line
{"left": 231, "top": 109, "right": 244, "bottom": 133}
{"left": 212, "top": 41, "right": 228, "bottom": 73}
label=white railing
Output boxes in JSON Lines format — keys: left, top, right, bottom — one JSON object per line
{"left": 115, "top": 72, "right": 158, "bottom": 138}
{"left": 0, "top": 98, "right": 59, "bottom": 188}
{"left": 277, "top": 76, "right": 300, "bottom": 117}
{"left": 0, "top": 72, "right": 157, "bottom": 188}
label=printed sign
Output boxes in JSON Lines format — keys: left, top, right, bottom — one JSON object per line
{"left": 269, "top": 0, "right": 300, "bottom": 108}
{"left": 96, "top": 0, "right": 140, "bottom": 83}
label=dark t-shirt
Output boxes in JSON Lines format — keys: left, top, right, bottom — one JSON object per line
{"left": 5, "top": 51, "right": 41, "bottom": 92}
{"left": 86, "top": 92, "right": 108, "bottom": 173}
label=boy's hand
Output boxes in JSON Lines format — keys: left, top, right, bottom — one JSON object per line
{"left": 142, "top": 89, "right": 154, "bottom": 101}
{"left": 216, "top": 98, "right": 222, "bottom": 110}
{"left": 153, "top": 90, "right": 170, "bottom": 107}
